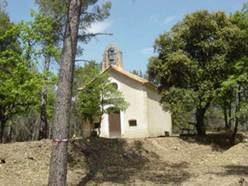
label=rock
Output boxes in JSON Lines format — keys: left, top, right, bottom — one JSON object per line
{"left": 173, "top": 146, "right": 179, "bottom": 150}
{"left": 27, "top": 156, "right": 35, "bottom": 160}
{"left": 239, "top": 177, "right": 248, "bottom": 186}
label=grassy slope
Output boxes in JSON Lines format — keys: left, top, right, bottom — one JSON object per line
{"left": 0, "top": 137, "right": 248, "bottom": 186}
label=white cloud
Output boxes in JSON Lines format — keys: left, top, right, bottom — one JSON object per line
{"left": 149, "top": 15, "right": 159, "bottom": 24}
{"left": 163, "top": 16, "right": 177, "bottom": 25}
{"left": 86, "top": 21, "right": 112, "bottom": 34}
{"left": 140, "top": 47, "right": 154, "bottom": 55}
{"left": 148, "top": 15, "right": 178, "bottom": 26}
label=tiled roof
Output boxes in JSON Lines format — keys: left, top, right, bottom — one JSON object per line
{"left": 78, "top": 65, "right": 157, "bottom": 91}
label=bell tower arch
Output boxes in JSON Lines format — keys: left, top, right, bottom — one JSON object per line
{"left": 102, "top": 44, "right": 123, "bottom": 71}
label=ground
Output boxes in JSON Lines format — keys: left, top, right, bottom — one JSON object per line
{"left": 0, "top": 135, "right": 248, "bottom": 186}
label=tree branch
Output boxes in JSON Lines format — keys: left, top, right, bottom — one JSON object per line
{"left": 75, "top": 59, "right": 91, "bottom": 62}
{"left": 77, "top": 32, "right": 113, "bottom": 42}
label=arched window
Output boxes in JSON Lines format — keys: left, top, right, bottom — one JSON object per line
{"left": 108, "top": 47, "right": 116, "bottom": 64}
{"left": 111, "top": 82, "right": 118, "bottom": 89}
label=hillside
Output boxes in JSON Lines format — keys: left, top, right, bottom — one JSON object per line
{"left": 0, "top": 137, "right": 248, "bottom": 186}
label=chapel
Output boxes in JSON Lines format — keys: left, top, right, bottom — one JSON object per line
{"left": 98, "top": 44, "right": 172, "bottom": 138}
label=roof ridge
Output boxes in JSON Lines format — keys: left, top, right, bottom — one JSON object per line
{"left": 110, "top": 65, "right": 148, "bottom": 83}
{"left": 78, "top": 65, "right": 158, "bottom": 91}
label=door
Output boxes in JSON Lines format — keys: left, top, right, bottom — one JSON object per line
{"left": 109, "top": 111, "right": 121, "bottom": 138}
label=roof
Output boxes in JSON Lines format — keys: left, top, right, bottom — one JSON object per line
{"left": 78, "top": 65, "right": 158, "bottom": 91}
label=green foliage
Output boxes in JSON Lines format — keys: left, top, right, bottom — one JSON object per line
{"left": 20, "top": 11, "right": 61, "bottom": 119}
{"left": 0, "top": 9, "right": 42, "bottom": 126}
{"left": 19, "top": 11, "right": 60, "bottom": 62}
{"left": 241, "top": 1, "right": 248, "bottom": 14}
{"left": 35, "top": 0, "right": 112, "bottom": 43}
{"left": 148, "top": 10, "right": 241, "bottom": 134}
{"left": 75, "top": 62, "right": 128, "bottom": 123}
{"left": 161, "top": 87, "right": 195, "bottom": 113}
{"left": 45, "top": 73, "right": 57, "bottom": 119}
{"left": 0, "top": 0, "right": 7, "bottom": 11}
{"left": 73, "top": 61, "right": 100, "bottom": 94}
{"left": 35, "top": 0, "right": 67, "bottom": 18}
{"left": 216, "top": 5, "right": 248, "bottom": 132}
{"left": 1, "top": 0, "right": 112, "bottom": 142}
{"left": 130, "top": 69, "right": 148, "bottom": 79}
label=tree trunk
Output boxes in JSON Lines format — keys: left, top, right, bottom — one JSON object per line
{"left": 232, "top": 85, "right": 241, "bottom": 144}
{"left": 195, "top": 108, "right": 206, "bottom": 136}
{"left": 82, "top": 119, "right": 92, "bottom": 138}
{"left": 232, "top": 117, "right": 239, "bottom": 144}
{"left": 39, "top": 55, "right": 50, "bottom": 139}
{"left": 48, "top": 0, "right": 82, "bottom": 186}
{"left": 228, "top": 103, "right": 232, "bottom": 129}
{"left": 0, "top": 112, "right": 7, "bottom": 143}
{"left": 0, "top": 121, "right": 4, "bottom": 143}
{"left": 223, "top": 105, "right": 229, "bottom": 129}
{"left": 6, "top": 124, "right": 13, "bottom": 143}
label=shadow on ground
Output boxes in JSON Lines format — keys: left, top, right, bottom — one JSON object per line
{"left": 180, "top": 132, "right": 234, "bottom": 151}
{"left": 69, "top": 137, "right": 191, "bottom": 186}
{"left": 207, "top": 165, "right": 248, "bottom": 185}
{"left": 223, "top": 165, "right": 248, "bottom": 176}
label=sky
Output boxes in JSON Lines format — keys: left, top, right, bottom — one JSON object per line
{"left": 5, "top": 0, "right": 247, "bottom": 72}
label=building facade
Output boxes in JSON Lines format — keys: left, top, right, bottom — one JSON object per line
{"left": 99, "top": 45, "right": 172, "bottom": 138}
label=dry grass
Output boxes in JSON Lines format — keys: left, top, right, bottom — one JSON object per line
{"left": 0, "top": 136, "right": 248, "bottom": 186}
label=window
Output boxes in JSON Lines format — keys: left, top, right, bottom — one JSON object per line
{"left": 111, "top": 82, "right": 118, "bottom": 89}
{"left": 108, "top": 47, "right": 116, "bottom": 64}
{"left": 94, "top": 122, "right": 100, "bottom": 129}
{"left": 129, "top": 120, "right": 137, "bottom": 127}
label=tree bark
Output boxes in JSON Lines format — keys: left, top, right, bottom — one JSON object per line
{"left": 39, "top": 55, "right": 50, "bottom": 139}
{"left": 232, "top": 85, "right": 241, "bottom": 144}
{"left": 223, "top": 105, "right": 229, "bottom": 129}
{"left": 224, "top": 101, "right": 232, "bottom": 129}
{"left": 228, "top": 103, "right": 232, "bottom": 129}
{"left": 232, "top": 116, "right": 239, "bottom": 144}
{"left": 0, "top": 112, "right": 7, "bottom": 143}
{"left": 195, "top": 108, "right": 206, "bottom": 136}
{"left": 6, "top": 123, "right": 13, "bottom": 143}
{"left": 48, "top": 0, "right": 82, "bottom": 185}
{"left": 0, "top": 121, "right": 4, "bottom": 143}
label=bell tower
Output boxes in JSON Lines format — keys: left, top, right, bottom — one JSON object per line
{"left": 102, "top": 44, "right": 123, "bottom": 71}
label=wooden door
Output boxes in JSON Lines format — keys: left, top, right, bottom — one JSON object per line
{"left": 109, "top": 111, "right": 121, "bottom": 138}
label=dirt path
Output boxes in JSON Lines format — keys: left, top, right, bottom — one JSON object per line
{"left": 0, "top": 137, "right": 247, "bottom": 186}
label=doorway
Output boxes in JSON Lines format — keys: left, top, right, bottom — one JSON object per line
{"left": 109, "top": 111, "right": 121, "bottom": 138}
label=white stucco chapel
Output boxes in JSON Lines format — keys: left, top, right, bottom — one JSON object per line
{"left": 98, "top": 44, "right": 172, "bottom": 138}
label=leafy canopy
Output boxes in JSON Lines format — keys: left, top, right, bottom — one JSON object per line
{"left": 75, "top": 62, "right": 128, "bottom": 123}
{"left": 148, "top": 10, "right": 242, "bottom": 134}
{"left": 0, "top": 9, "right": 42, "bottom": 124}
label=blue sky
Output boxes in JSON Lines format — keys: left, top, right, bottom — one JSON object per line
{"left": 5, "top": 0, "right": 247, "bottom": 72}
